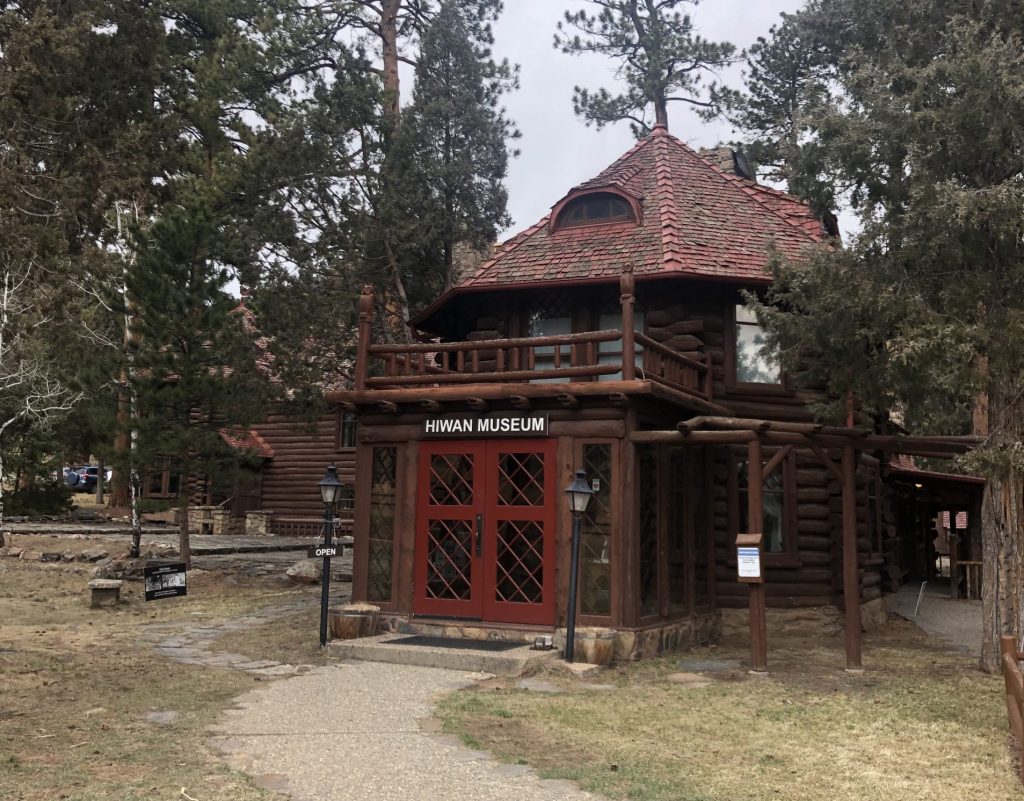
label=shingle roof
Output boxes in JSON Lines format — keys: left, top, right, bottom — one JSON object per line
{"left": 220, "top": 428, "right": 275, "bottom": 459}
{"left": 460, "top": 125, "right": 823, "bottom": 290}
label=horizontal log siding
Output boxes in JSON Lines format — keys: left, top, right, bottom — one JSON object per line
{"left": 713, "top": 447, "right": 881, "bottom": 608}
{"left": 255, "top": 413, "right": 355, "bottom": 519}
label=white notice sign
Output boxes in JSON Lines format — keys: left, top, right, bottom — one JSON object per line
{"left": 737, "top": 547, "right": 761, "bottom": 579}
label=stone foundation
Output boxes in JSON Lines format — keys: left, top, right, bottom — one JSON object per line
{"left": 374, "top": 611, "right": 722, "bottom": 662}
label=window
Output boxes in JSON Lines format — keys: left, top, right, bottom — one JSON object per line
{"left": 580, "top": 443, "right": 613, "bottom": 618}
{"left": 338, "top": 411, "right": 357, "bottom": 449}
{"left": 638, "top": 446, "right": 660, "bottom": 617}
{"left": 738, "top": 458, "right": 789, "bottom": 554}
{"left": 597, "top": 311, "right": 645, "bottom": 381}
{"left": 556, "top": 192, "right": 635, "bottom": 229}
{"left": 735, "top": 304, "right": 781, "bottom": 384}
{"left": 367, "top": 447, "right": 397, "bottom": 603}
{"left": 528, "top": 313, "right": 571, "bottom": 382}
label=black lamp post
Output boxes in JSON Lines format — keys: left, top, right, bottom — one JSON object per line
{"left": 318, "top": 463, "right": 343, "bottom": 647}
{"left": 564, "top": 467, "right": 594, "bottom": 662}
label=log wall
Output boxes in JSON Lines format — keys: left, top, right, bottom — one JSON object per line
{"left": 256, "top": 412, "right": 355, "bottom": 519}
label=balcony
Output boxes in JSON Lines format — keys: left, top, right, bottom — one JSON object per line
{"left": 358, "top": 328, "right": 712, "bottom": 401}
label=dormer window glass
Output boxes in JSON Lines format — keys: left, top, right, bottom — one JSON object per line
{"left": 735, "top": 304, "right": 782, "bottom": 385}
{"left": 556, "top": 192, "right": 635, "bottom": 230}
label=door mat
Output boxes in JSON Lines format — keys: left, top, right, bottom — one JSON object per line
{"left": 386, "top": 635, "right": 525, "bottom": 652}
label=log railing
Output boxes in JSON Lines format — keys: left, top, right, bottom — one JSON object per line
{"left": 353, "top": 273, "right": 713, "bottom": 403}
{"left": 360, "top": 328, "right": 713, "bottom": 401}
{"left": 635, "top": 332, "right": 714, "bottom": 399}
{"left": 365, "top": 330, "right": 625, "bottom": 387}
{"left": 1002, "top": 636, "right": 1024, "bottom": 781}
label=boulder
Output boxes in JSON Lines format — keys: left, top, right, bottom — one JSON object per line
{"left": 79, "top": 549, "right": 110, "bottom": 563}
{"left": 286, "top": 559, "right": 323, "bottom": 585}
{"left": 40, "top": 552, "right": 63, "bottom": 563}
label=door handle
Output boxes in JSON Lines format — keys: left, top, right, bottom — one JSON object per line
{"left": 475, "top": 514, "right": 483, "bottom": 557}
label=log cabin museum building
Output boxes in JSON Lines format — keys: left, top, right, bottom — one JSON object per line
{"left": 331, "top": 125, "right": 981, "bottom": 667}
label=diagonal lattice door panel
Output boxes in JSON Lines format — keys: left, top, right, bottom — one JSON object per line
{"left": 494, "top": 520, "right": 545, "bottom": 604}
{"left": 429, "top": 453, "right": 474, "bottom": 506}
{"left": 425, "top": 519, "right": 473, "bottom": 600}
{"left": 497, "top": 452, "right": 545, "bottom": 506}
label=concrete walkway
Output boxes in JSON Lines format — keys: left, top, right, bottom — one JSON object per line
{"left": 146, "top": 603, "right": 595, "bottom": 801}
{"left": 886, "top": 580, "right": 982, "bottom": 656}
{"left": 210, "top": 662, "right": 596, "bottom": 801}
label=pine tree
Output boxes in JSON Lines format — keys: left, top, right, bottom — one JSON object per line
{"left": 554, "top": 0, "right": 737, "bottom": 136}
{"left": 389, "top": 0, "right": 516, "bottom": 302}
{"left": 126, "top": 187, "right": 269, "bottom": 568}
{"left": 748, "top": 0, "right": 1024, "bottom": 671}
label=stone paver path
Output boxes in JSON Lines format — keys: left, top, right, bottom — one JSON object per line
{"left": 210, "top": 661, "right": 597, "bottom": 801}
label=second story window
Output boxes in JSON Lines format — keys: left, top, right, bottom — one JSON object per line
{"left": 735, "top": 304, "right": 782, "bottom": 385}
{"left": 338, "top": 411, "right": 357, "bottom": 449}
{"left": 529, "top": 312, "right": 571, "bottom": 382}
{"left": 597, "top": 311, "right": 645, "bottom": 381}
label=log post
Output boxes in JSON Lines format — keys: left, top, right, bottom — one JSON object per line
{"left": 842, "top": 444, "right": 863, "bottom": 670}
{"left": 704, "top": 351, "right": 714, "bottom": 400}
{"left": 747, "top": 436, "right": 768, "bottom": 673}
{"left": 620, "top": 267, "right": 636, "bottom": 381}
{"left": 355, "top": 285, "right": 375, "bottom": 391}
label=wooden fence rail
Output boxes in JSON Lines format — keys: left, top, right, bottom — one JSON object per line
{"left": 1001, "top": 635, "right": 1024, "bottom": 778}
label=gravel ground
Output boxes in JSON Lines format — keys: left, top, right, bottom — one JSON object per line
{"left": 210, "top": 662, "right": 598, "bottom": 801}
{"left": 886, "top": 580, "right": 981, "bottom": 655}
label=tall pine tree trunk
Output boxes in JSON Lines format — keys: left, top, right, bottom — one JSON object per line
{"left": 178, "top": 458, "right": 192, "bottom": 569}
{"left": 0, "top": 447, "right": 6, "bottom": 548}
{"left": 979, "top": 376, "right": 1024, "bottom": 673}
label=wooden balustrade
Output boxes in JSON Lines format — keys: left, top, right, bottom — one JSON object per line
{"left": 359, "top": 325, "right": 714, "bottom": 402}
{"left": 635, "top": 332, "right": 713, "bottom": 398}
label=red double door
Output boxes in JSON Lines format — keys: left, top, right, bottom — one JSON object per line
{"left": 414, "top": 439, "right": 558, "bottom": 626}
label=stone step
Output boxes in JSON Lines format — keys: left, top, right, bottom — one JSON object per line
{"left": 328, "top": 633, "right": 558, "bottom": 677}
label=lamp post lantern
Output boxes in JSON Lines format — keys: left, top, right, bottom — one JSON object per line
{"left": 318, "top": 463, "right": 343, "bottom": 647}
{"left": 564, "top": 468, "right": 594, "bottom": 662}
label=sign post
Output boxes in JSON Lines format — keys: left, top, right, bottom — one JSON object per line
{"left": 736, "top": 532, "right": 766, "bottom": 672}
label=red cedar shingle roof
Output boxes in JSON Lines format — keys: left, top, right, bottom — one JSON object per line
{"left": 220, "top": 428, "right": 275, "bottom": 459}
{"left": 459, "top": 125, "right": 823, "bottom": 291}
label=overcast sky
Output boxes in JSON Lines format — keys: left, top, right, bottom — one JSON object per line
{"left": 485, "top": 0, "right": 806, "bottom": 235}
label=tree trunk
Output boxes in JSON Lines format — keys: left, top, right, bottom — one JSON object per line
{"left": 0, "top": 448, "right": 6, "bottom": 548}
{"left": 178, "top": 463, "right": 192, "bottom": 569}
{"left": 95, "top": 459, "right": 105, "bottom": 505}
{"left": 381, "top": 0, "right": 401, "bottom": 135}
{"left": 979, "top": 377, "right": 1024, "bottom": 673}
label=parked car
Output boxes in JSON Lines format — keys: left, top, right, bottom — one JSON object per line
{"left": 65, "top": 465, "right": 112, "bottom": 493}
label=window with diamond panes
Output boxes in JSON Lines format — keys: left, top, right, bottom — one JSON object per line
{"left": 429, "top": 453, "right": 474, "bottom": 506}
{"left": 669, "top": 455, "right": 688, "bottom": 615}
{"left": 580, "top": 444, "right": 613, "bottom": 617}
{"left": 638, "top": 446, "right": 660, "bottom": 617}
{"left": 425, "top": 519, "right": 474, "bottom": 600}
{"left": 367, "top": 447, "right": 397, "bottom": 603}
{"left": 495, "top": 520, "right": 545, "bottom": 604}
{"left": 497, "top": 452, "right": 545, "bottom": 506}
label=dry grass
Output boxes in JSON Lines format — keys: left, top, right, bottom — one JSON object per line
{"left": 438, "top": 619, "right": 1018, "bottom": 801}
{"left": 0, "top": 547, "right": 323, "bottom": 801}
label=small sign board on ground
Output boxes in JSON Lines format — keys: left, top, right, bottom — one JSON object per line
{"left": 144, "top": 562, "right": 187, "bottom": 601}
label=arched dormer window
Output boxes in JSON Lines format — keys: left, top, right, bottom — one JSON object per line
{"left": 552, "top": 191, "right": 638, "bottom": 231}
